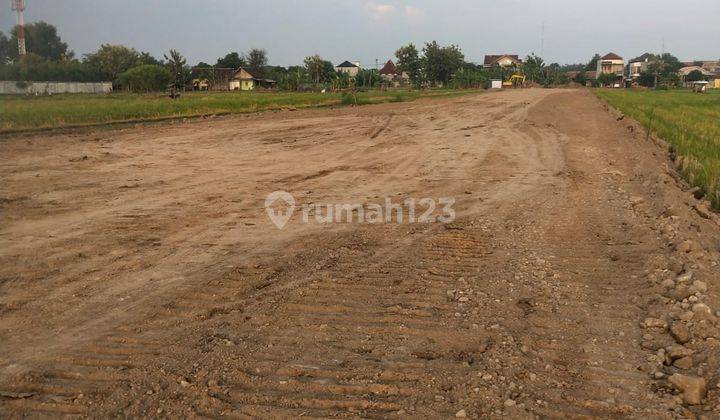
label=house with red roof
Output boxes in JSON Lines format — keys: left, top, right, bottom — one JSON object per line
{"left": 378, "top": 60, "right": 408, "bottom": 86}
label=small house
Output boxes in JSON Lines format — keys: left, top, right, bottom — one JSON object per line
{"left": 229, "top": 68, "right": 277, "bottom": 91}
{"left": 483, "top": 55, "right": 522, "bottom": 69}
{"left": 191, "top": 67, "right": 276, "bottom": 91}
{"left": 678, "top": 66, "right": 714, "bottom": 87}
{"left": 629, "top": 53, "right": 653, "bottom": 79}
{"left": 596, "top": 53, "right": 625, "bottom": 86}
{"left": 378, "top": 60, "right": 408, "bottom": 86}
{"left": 336, "top": 61, "right": 361, "bottom": 77}
{"left": 597, "top": 53, "right": 624, "bottom": 77}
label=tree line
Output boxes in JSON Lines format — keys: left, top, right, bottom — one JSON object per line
{"left": 13, "top": 20, "right": 688, "bottom": 93}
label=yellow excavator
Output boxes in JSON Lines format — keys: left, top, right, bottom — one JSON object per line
{"left": 502, "top": 74, "right": 526, "bottom": 88}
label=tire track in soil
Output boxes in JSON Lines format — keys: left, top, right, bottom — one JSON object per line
{"left": 3, "top": 89, "right": 718, "bottom": 417}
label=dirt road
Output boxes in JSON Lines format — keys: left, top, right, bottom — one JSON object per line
{"left": 1, "top": 89, "right": 719, "bottom": 418}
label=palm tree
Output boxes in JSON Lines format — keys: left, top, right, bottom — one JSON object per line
{"left": 164, "top": 49, "right": 188, "bottom": 90}
{"left": 304, "top": 55, "right": 324, "bottom": 87}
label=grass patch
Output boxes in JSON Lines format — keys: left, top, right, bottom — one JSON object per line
{"left": 340, "top": 91, "right": 372, "bottom": 106}
{"left": 0, "top": 88, "right": 478, "bottom": 133}
{"left": 595, "top": 89, "right": 720, "bottom": 210}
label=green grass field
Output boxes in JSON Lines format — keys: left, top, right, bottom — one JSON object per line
{"left": 0, "top": 89, "right": 475, "bottom": 133}
{"left": 595, "top": 89, "right": 720, "bottom": 210}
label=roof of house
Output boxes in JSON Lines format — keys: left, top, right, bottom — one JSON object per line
{"left": 681, "top": 60, "right": 720, "bottom": 72}
{"left": 678, "top": 66, "right": 713, "bottom": 76}
{"left": 379, "top": 60, "right": 398, "bottom": 75}
{"left": 232, "top": 68, "right": 258, "bottom": 80}
{"left": 483, "top": 55, "right": 521, "bottom": 66}
{"left": 336, "top": 61, "right": 359, "bottom": 68}
{"left": 601, "top": 53, "right": 623, "bottom": 61}
{"left": 585, "top": 70, "right": 597, "bottom": 79}
{"left": 629, "top": 53, "right": 653, "bottom": 63}
{"left": 232, "top": 68, "right": 277, "bottom": 83}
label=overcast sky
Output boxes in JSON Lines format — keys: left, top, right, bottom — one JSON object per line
{"left": 1, "top": 0, "right": 718, "bottom": 67}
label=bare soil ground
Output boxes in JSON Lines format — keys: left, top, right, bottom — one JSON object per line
{"left": 1, "top": 89, "right": 719, "bottom": 418}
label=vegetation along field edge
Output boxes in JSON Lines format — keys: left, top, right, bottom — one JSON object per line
{"left": 0, "top": 89, "right": 478, "bottom": 133}
{"left": 595, "top": 89, "right": 720, "bottom": 211}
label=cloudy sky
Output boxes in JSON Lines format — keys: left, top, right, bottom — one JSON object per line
{"left": 1, "top": 0, "right": 718, "bottom": 67}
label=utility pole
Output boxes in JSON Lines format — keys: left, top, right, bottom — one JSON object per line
{"left": 10, "top": 0, "right": 27, "bottom": 57}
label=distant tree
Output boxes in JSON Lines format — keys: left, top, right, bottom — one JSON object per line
{"left": 9, "top": 21, "right": 71, "bottom": 62}
{"left": 585, "top": 53, "right": 601, "bottom": 71}
{"left": 117, "top": 64, "right": 172, "bottom": 92}
{"left": 304, "top": 54, "right": 325, "bottom": 86}
{"left": 559, "top": 63, "right": 585, "bottom": 72}
{"left": 164, "top": 49, "right": 190, "bottom": 88}
{"left": 395, "top": 43, "right": 423, "bottom": 87}
{"left": 265, "top": 65, "right": 304, "bottom": 90}
{"left": 451, "top": 67, "right": 488, "bottom": 89}
{"left": 138, "top": 51, "right": 162, "bottom": 66}
{"left": 573, "top": 71, "right": 587, "bottom": 85}
{"left": 422, "top": 41, "right": 464, "bottom": 86}
{"left": 646, "top": 53, "right": 683, "bottom": 87}
{"left": 461, "top": 62, "right": 483, "bottom": 72}
{"left": 485, "top": 63, "right": 513, "bottom": 82}
{"left": 291, "top": 65, "right": 311, "bottom": 90}
{"left": 247, "top": 48, "right": 268, "bottom": 77}
{"left": 685, "top": 69, "right": 706, "bottom": 82}
{"left": 637, "top": 71, "right": 655, "bottom": 87}
{"left": 657, "top": 53, "right": 683, "bottom": 72}
{"left": 597, "top": 72, "right": 617, "bottom": 87}
{"left": 662, "top": 72, "right": 680, "bottom": 87}
{"left": 0, "top": 31, "right": 11, "bottom": 64}
{"left": 321, "top": 61, "right": 337, "bottom": 82}
{"left": 216, "top": 52, "right": 245, "bottom": 69}
{"left": 522, "top": 54, "right": 545, "bottom": 83}
{"left": 542, "top": 63, "right": 568, "bottom": 86}
{"left": 0, "top": 56, "right": 103, "bottom": 82}
{"left": 355, "top": 68, "right": 382, "bottom": 88}
{"left": 83, "top": 44, "right": 144, "bottom": 82}
{"left": 333, "top": 70, "right": 351, "bottom": 90}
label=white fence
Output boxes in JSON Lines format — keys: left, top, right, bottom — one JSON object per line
{"left": 0, "top": 81, "right": 113, "bottom": 95}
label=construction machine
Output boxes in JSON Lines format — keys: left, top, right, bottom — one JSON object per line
{"left": 502, "top": 74, "right": 526, "bottom": 88}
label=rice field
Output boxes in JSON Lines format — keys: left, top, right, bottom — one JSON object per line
{"left": 0, "top": 89, "right": 473, "bottom": 133}
{"left": 596, "top": 89, "right": 720, "bottom": 210}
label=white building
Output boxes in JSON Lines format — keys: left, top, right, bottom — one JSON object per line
{"left": 335, "top": 61, "right": 361, "bottom": 77}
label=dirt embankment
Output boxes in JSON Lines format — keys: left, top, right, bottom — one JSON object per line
{"left": 0, "top": 89, "right": 719, "bottom": 418}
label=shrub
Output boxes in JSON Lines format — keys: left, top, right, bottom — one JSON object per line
{"left": 686, "top": 69, "right": 706, "bottom": 82}
{"left": 451, "top": 69, "right": 488, "bottom": 89}
{"left": 597, "top": 72, "right": 618, "bottom": 87}
{"left": 573, "top": 71, "right": 587, "bottom": 85}
{"left": 638, "top": 72, "right": 655, "bottom": 87}
{"left": 340, "top": 91, "right": 371, "bottom": 106}
{"left": 0, "top": 59, "right": 104, "bottom": 82}
{"left": 117, "top": 64, "right": 171, "bottom": 92}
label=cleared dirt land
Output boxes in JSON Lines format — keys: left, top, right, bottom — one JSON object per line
{"left": 1, "top": 89, "right": 719, "bottom": 418}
